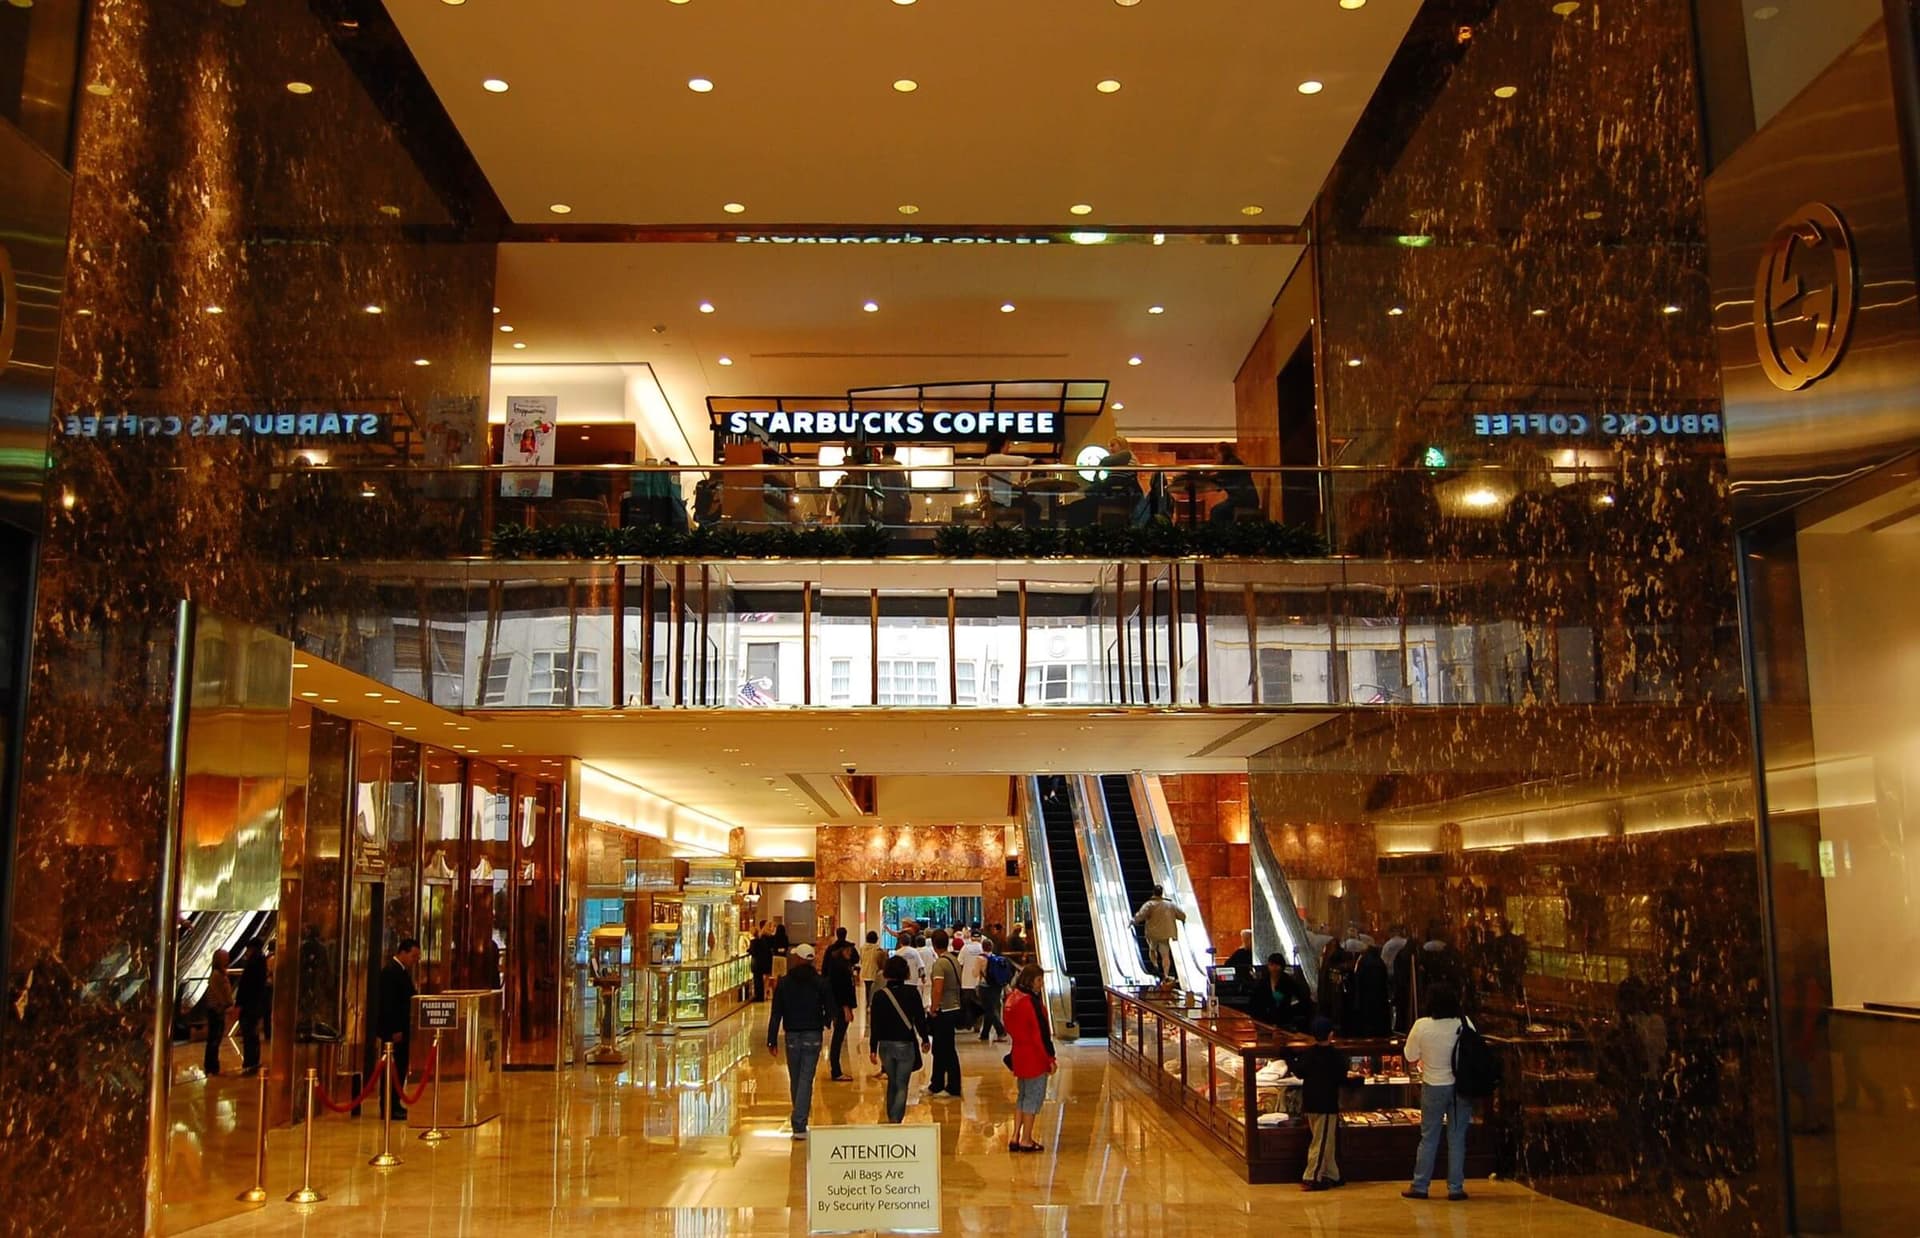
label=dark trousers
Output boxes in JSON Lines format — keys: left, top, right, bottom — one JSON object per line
{"left": 203, "top": 1006, "right": 226, "bottom": 1075}
{"left": 240, "top": 1009, "right": 263, "bottom": 1070}
{"left": 976, "top": 983, "right": 1008, "bottom": 1040}
{"left": 829, "top": 1006, "right": 851, "bottom": 1078}
{"left": 753, "top": 971, "right": 767, "bottom": 1001}
{"left": 929, "top": 1009, "right": 962, "bottom": 1095}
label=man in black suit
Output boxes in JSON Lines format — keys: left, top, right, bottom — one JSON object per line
{"left": 235, "top": 938, "right": 271, "bottom": 1074}
{"left": 377, "top": 938, "right": 420, "bottom": 1119}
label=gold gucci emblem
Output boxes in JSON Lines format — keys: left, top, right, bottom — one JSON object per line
{"left": 1754, "top": 202, "right": 1857, "bottom": 392}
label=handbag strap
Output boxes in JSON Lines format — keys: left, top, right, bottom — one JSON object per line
{"left": 880, "top": 985, "right": 916, "bottom": 1035}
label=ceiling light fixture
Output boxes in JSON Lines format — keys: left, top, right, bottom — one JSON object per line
{"left": 717, "top": 356, "right": 733, "bottom": 366}
{"left": 1493, "top": 85, "right": 1519, "bottom": 99}
{"left": 1551, "top": 1, "right": 1580, "bottom": 12}
{"left": 723, "top": 202, "right": 746, "bottom": 214}
{"left": 1347, "top": 357, "right": 1365, "bottom": 367}
{"left": 1297, "top": 80, "right": 1324, "bottom": 95}
{"left": 512, "top": 341, "right": 526, "bottom": 349}
{"left": 499, "top": 324, "right": 514, "bottom": 332}
{"left": 364, "top": 304, "right": 382, "bottom": 314}
{"left": 1069, "top": 203, "right": 1093, "bottom": 216}
{"left": 698, "top": 301, "right": 715, "bottom": 313}
{"left": 413, "top": 358, "right": 430, "bottom": 366}
{"left": 688, "top": 77, "right": 714, "bottom": 92}
{"left": 1663, "top": 304, "right": 1682, "bottom": 315}
{"left": 1000, "top": 302, "right": 1016, "bottom": 313}
{"left": 482, "top": 78, "right": 509, "bottom": 93}
{"left": 1530, "top": 308, "right": 1547, "bottom": 317}
{"left": 1111, "top": 402, "right": 1125, "bottom": 411}
{"left": 548, "top": 203, "right": 572, "bottom": 214}
{"left": 1096, "top": 79, "right": 1121, "bottom": 94}
{"left": 1387, "top": 305, "right": 1405, "bottom": 316}
{"left": 1128, "top": 356, "right": 1143, "bottom": 366}
{"left": 1147, "top": 305, "right": 1165, "bottom": 314}
{"left": 892, "top": 79, "right": 918, "bottom": 93}
{"left": 863, "top": 300, "right": 879, "bottom": 312}
{"left": 492, "top": 305, "right": 501, "bottom": 314}
{"left": 1241, "top": 205, "right": 1264, "bottom": 216}
{"left": 898, "top": 204, "right": 919, "bottom": 215}
{"left": 204, "top": 305, "right": 224, "bottom": 315}
{"left": 1340, "top": 0, "right": 1367, "bottom": 8}
{"left": 285, "top": 81, "right": 314, "bottom": 95}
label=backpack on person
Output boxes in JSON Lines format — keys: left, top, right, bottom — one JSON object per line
{"left": 1451, "top": 1015, "right": 1502, "bottom": 1099}
{"left": 984, "top": 954, "right": 1018, "bottom": 988}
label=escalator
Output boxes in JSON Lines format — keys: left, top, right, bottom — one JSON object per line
{"left": 1099, "top": 773, "right": 1158, "bottom": 973}
{"left": 1037, "top": 780, "right": 1109, "bottom": 1037}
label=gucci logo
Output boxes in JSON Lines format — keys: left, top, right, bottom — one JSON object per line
{"left": 1754, "top": 202, "right": 1857, "bottom": 392}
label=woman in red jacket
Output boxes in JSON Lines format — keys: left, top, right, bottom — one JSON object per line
{"left": 1002, "top": 962, "right": 1057, "bottom": 1152}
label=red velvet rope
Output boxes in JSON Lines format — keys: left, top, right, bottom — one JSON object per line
{"left": 311, "top": 1058, "right": 389, "bottom": 1115}
{"left": 398, "top": 1044, "right": 439, "bottom": 1108}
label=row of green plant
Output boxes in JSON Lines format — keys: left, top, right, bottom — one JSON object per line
{"left": 488, "top": 518, "right": 1329, "bottom": 561}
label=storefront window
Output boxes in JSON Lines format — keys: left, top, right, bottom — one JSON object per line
{"left": 1745, "top": 456, "right": 1920, "bottom": 1234}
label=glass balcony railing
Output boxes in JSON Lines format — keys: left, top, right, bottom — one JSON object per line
{"left": 162, "top": 462, "right": 1740, "bottom": 712}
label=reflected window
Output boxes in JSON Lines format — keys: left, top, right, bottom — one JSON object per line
{"left": 482, "top": 654, "right": 514, "bottom": 706}
{"left": 878, "top": 659, "right": 939, "bottom": 705}
{"left": 1259, "top": 648, "right": 1294, "bottom": 705}
{"left": 829, "top": 657, "right": 852, "bottom": 703}
{"left": 956, "top": 662, "right": 977, "bottom": 704}
{"left": 1027, "top": 662, "right": 1091, "bottom": 703}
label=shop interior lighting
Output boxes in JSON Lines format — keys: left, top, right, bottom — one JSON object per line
{"left": 1000, "top": 303, "right": 1016, "bottom": 313}
{"left": 512, "top": 341, "right": 527, "bottom": 349}
{"left": 898, "top": 204, "right": 919, "bottom": 215}
{"left": 1297, "top": 80, "right": 1324, "bottom": 95}
{"left": 717, "top": 356, "right": 734, "bottom": 366}
{"left": 1068, "top": 203, "right": 1094, "bottom": 216}
{"left": 482, "top": 78, "right": 509, "bottom": 93}
{"left": 492, "top": 305, "right": 501, "bottom": 313}
{"left": 723, "top": 202, "right": 746, "bottom": 213}
{"left": 1068, "top": 232, "right": 1109, "bottom": 244}
{"left": 863, "top": 300, "right": 880, "bottom": 312}
{"left": 548, "top": 203, "right": 572, "bottom": 214}
{"left": 1096, "top": 79, "right": 1121, "bottom": 93}
{"left": 698, "top": 301, "right": 715, "bottom": 313}
{"left": 499, "top": 323, "right": 515, "bottom": 332}
{"left": 1111, "top": 402, "right": 1125, "bottom": 410}
{"left": 688, "top": 77, "right": 714, "bottom": 92}
{"left": 1241, "top": 205, "right": 1264, "bottom": 216}
{"left": 1128, "top": 356, "right": 1143, "bottom": 366}
{"left": 893, "top": 79, "right": 918, "bottom": 93}
{"left": 1340, "top": 0, "right": 1367, "bottom": 8}
{"left": 1147, "top": 305, "right": 1165, "bottom": 314}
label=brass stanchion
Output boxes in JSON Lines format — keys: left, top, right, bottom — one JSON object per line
{"left": 236, "top": 1066, "right": 270, "bottom": 1204}
{"left": 369, "top": 1042, "right": 402, "bottom": 1168}
{"left": 418, "top": 1029, "right": 447, "bottom": 1143}
{"left": 285, "top": 1068, "right": 325, "bottom": 1204}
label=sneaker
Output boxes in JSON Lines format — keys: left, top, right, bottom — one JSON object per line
{"left": 792, "top": 1131, "right": 808, "bottom": 1141}
{"left": 1447, "top": 1191, "right": 1469, "bottom": 1202}
{"left": 1402, "top": 1189, "right": 1429, "bottom": 1200}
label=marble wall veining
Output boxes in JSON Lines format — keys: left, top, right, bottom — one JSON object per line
{"left": 1243, "top": 1, "right": 1782, "bottom": 1233}
{"left": 0, "top": 2, "right": 499, "bottom": 1230}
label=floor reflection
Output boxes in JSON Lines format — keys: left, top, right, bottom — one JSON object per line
{"left": 171, "top": 1009, "right": 1664, "bottom": 1236}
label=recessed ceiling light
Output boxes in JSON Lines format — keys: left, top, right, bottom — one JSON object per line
{"left": 893, "top": 0, "right": 916, "bottom": 5}
{"left": 723, "top": 202, "right": 746, "bottom": 214}
{"left": 1128, "top": 356, "right": 1143, "bottom": 366}
{"left": 1347, "top": 357, "right": 1364, "bottom": 367}
{"left": 363, "top": 304, "right": 382, "bottom": 314}
{"left": 299, "top": 691, "right": 319, "bottom": 698}
{"left": 1096, "top": 79, "right": 1122, "bottom": 94}
{"left": 285, "top": 81, "right": 314, "bottom": 95}
{"left": 863, "top": 300, "right": 880, "bottom": 312}
{"left": 1114, "top": 0, "right": 1140, "bottom": 6}
{"left": 1241, "top": 205, "right": 1264, "bottom": 216}
{"left": 1147, "top": 305, "right": 1165, "bottom": 314}
{"left": 482, "top": 78, "right": 509, "bottom": 93}
{"left": 892, "top": 79, "right": 918, "bottom": 93}
{"left": 699, "top": 301, "right": 715, "bottom": 313}
{"left": 492, "top": 305, "right": 501, "bottom": 314}
{"left": 512, "top": 341, "right": 527, "bottom": 349}
{"left": 688, "top": 77, "right": 714, "bottom": 92}
{"left": 364, "top": 691, "right": 384, "bottom": 698}
{"left": 1530, "top": 308, "right": 1547, "bottom": 317}
{"left": 1340, "top": 0, "right": 1367, "bottom": 8}
{"left": 1663, "top": 304, "right": 1682, "bottom": 315}
{"left": 548, "top": 202, "right": 572, "bottom": 214}
{"left": 441, "top": 0, "right": 466, "bottom": 5}
{"left": 717, "top": 356, "right": 733, "bottom": 366}
{"left": 1111, "top": 401, "right": 1125, "bottom": 410}
{"left": 1069, "top": 203, "right": 1093, "bottom": 216}
{"left": 1297, "top": 80, "right": 1324, "bottom": 95}
{"left": 1493, "top": 85, "right": 1518, "bottom": 99}
{"left": 1387, "top": 306, "right": 1405, "bottom": 316}
{"left": 413, "top": 358, "right": 430, "bottom": 366}
{"left": 499, "top": 324, "right": 514, "bottom": 332}
{"left": 898, "top": 204, "right": 919, "bottom": 215}
{"left": 321, "top": 697, "right": 338, "bottom": 704}
{"left": 1000, "top": 302, "right": 1016, "bottom": 313}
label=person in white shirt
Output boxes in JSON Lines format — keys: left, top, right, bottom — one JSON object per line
{"left": 1401, "top": 984, "right": 1471, "bottom": 1202}
{"left": 957, "top": 936, "right": 985, "bottom": 1032}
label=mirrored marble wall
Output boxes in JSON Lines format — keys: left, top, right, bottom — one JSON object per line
{"left": 0, "top": 1, "right": 500, "bottom": 1229}
{"left": 1247, "top": 0, "right": 1780, "bottom": 1233}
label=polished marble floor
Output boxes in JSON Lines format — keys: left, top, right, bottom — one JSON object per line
{"left": 170, "top": 1008, "right": 1662, "bottom": 1237}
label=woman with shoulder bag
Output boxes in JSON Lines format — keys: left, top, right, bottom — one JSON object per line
{"left": 1002, "top": 963, "right": 1057, "bottom": 1152}
{"left": 869, "top": 955, "right": 931, "bottom": 1124}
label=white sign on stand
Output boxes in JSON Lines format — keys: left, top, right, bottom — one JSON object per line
{"left": 806, "top": 1124, "right": 941, "bottom": 1234}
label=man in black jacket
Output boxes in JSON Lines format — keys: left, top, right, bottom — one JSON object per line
{"left": 1298, "top": 1017, "right": 1346, "bottom": 1191}
{"left": 766, "top": 943, "right": 833, "bottom": 1138}
{"left": 821, "top": 928, "right": 860, "bottom": 1082}
{"left": 377, "top": 938, "right": 420, "bottom": 1119}
{"left": 235, "top": 938, "right": 271, "bottom": 1074}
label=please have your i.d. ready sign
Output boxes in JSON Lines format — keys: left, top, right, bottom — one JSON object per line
{"left": 807, "top": 1124, "right": 942, "bottom": 1234}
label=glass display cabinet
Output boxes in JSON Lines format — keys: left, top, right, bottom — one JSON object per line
{"left": 646, "top": 888, "right": 750, "bottom": 1029}
{"left": 1106, "top": 986, "right": 1499, "bottom": 1183}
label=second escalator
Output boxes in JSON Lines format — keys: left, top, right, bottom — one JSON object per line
{"left": 1039, "top": 779, "right": 1108, "bottom": 1037}
{"left": 1100, "top": 774, "right": 1159, "bottom": 974}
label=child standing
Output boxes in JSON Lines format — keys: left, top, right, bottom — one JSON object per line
{"left": 1297, "top": 1016, "right": 1346, "bottom": 1191}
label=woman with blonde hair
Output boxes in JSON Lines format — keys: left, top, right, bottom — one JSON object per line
{"left": 1001, "top": 962, "right": 1057, "bottom": 1152}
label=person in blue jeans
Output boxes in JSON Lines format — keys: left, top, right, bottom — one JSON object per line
{"left": 1401, "top": 983, "right": 1471, "bottom": 1201}
{"left": 767, "top": 943, "right": 834, "bottom": 1139}
{"left": 868, "top": 955, "right": 931, "bottom": 1123}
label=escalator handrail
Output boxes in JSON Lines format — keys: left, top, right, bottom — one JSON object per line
{"left": 1128, "top": 774, "right": 1215, "bottom": 995}
{"left": 1247, "top": 802, "right": 1319, "bottom": 994}
{"left": 1070, "top": 775, "right": 1158, "bottom": 989}
{"left": 1017, "top": 777, "right": 1079, "bottom": 1031}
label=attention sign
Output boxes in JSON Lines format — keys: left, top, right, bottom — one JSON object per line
{"left": 807, "top": 1124, "right": 942, "bottom": 1234}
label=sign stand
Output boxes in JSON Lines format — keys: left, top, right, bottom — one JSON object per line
{"left": 805, "top": 1124, "right": 942, "bottom": 1235}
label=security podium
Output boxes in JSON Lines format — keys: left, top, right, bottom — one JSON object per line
{"left": 407, "top": 989, "right": 503, "bottom": 1129}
